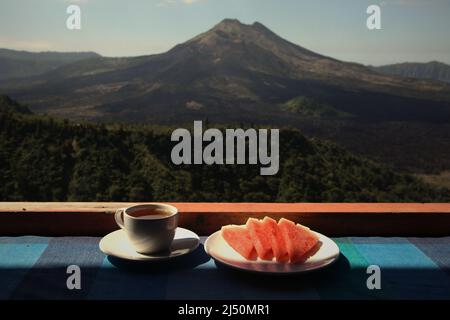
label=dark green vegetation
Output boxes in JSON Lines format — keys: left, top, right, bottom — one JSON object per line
{"left": 294, "top": 118, "right": 450, "bottom": 175}
{"left": 280, "top": 96, "right": 352, "bottom": 118}
{"left": 418, "top": 171, "right": 450, "bottom": 190}
{"left": 372, "top": 61, "right": 450, "bottom": 84}
{"left": 0, "top": 48, "right": 99, "bottom": 81}
{"left": 1, "top": 96, "right": 448, "bottom": 202}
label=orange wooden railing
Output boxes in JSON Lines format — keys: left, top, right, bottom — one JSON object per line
{"left": 1, "top": 202, "right": 449, "bottom": 236}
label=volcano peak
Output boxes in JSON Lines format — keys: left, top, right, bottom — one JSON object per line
{"left": 212, "top": 18, "right": 270, "bottom": 33}
{"left": 216, "top": 18, "right": 243, "bottom": 26}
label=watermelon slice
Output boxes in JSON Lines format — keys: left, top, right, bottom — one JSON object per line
{"left": 221, "top": 225, "right": 257, "bottom": 260}
{"left": 246, "top": 218, "right": 273, "bottom": 260}
{"left": 263, "top": 217, "right": 289, "bottom": 263}
{"left": 278, "top": 218, "right": 319, "bottom": 263}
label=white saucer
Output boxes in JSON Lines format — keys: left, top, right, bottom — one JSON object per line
{"left": 204, "top": 230, "right": 339, "bottom": 274}
{"left": 99, "top": 228, "right": 200, "bottom": 261}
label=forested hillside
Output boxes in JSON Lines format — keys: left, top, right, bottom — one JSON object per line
{"left": 1, "top": 96, "right": 448, "bottom": 202}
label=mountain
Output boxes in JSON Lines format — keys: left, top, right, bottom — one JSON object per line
{"left": 1, "top": 95, "right": 448, "bottom": 202}
{"left": 1, "top": 19, "right": 450, "bottom": 123}
{"left": 0, "top": 94, "right": 31, "bottom": 114}
{"left": 372, "top": 61, "right": 450, "bottom": 84}
{"left": 0, "top": 48, "right": 100, "bottom": 80}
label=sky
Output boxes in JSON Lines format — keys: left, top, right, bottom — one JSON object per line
{"left": 0, "top": 0, "right": 449, "bottom": 65}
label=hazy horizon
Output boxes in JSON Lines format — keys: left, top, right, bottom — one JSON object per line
{"left": 1, "top": 0, "right": 450, "bottom": 65}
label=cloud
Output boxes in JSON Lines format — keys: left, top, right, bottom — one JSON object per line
{"left": 157, "top": 0, "right": 203, "bottom": 7}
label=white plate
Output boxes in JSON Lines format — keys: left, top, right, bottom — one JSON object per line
{"left": 99, "top": 228, "right": 200, "bottom": 262}
{"left": 204, "top": 230, "right": 339, "bottom": 274}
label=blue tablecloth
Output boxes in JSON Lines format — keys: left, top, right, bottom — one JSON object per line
{"left": 1, "top": 236, "right": 449, "bottom": 300}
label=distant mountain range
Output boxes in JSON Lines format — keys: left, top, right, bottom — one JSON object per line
{"left": 0, "top": 49, "right": 100, "bottom": 80}
{"left": 1, "top": 19, "right": 450, "bottom": 124}
{"left": 372, "top": 61, "right": 450, "bottom": 84}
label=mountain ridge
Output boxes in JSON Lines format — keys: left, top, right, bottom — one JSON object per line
{"left": 1, "top": 19, "right": 450, "bottom": 123}
{"left": 372, "top": 61, "right": 450, "bottom": 84}
{"left": 0, "top": 48, "right": 101, "bottom": 80}
{"left": 0, "top": 94, "right": 31, "bottom": 114}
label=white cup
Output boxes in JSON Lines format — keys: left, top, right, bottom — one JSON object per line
{"left": 115, "top": 203, "right": 178, "bottom": 254}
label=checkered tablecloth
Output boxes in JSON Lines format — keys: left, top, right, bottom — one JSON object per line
{"left": 1, "top": 236, "right": 449, "bottom": 300}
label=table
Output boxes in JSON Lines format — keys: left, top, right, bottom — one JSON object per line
{"left": 1, "top": 236, "right": 449, "bottom": 300}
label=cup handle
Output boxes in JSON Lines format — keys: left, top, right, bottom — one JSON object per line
{"left": 114, "top": 208, "right": 126, "bottom": 229}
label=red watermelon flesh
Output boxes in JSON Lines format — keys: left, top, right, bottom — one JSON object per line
{"left": 221, "top": 225, "right": 257, "bottom": 260}
{"left": 246, "top": 218, "right": 273, "bottom": 260}
{"left": 278, "top": 218, "right": 319, "bottom": 263}
{"left": 263, "top": 217, "right": 289, "bottom": 263}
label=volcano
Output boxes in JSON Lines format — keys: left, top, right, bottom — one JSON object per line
{"left": 1, "top": 19, "right": 450, "bottom": 123}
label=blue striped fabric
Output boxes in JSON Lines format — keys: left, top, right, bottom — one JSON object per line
{"left": 0, "top": 236, "right": 449, "bottom": 300}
